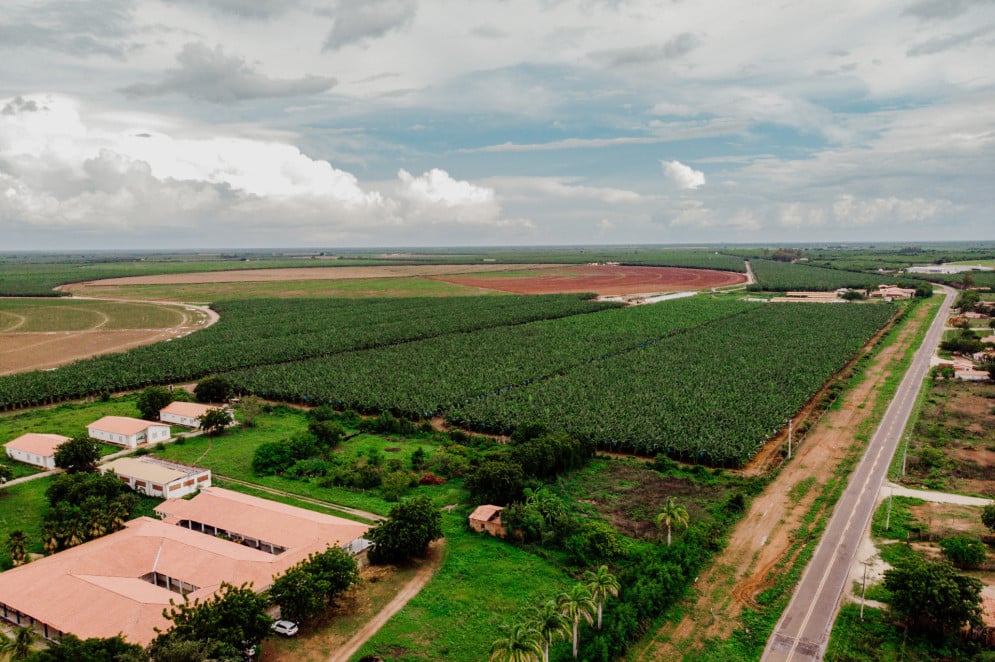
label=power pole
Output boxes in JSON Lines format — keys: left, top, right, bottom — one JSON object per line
{"left": 885, "top": 488, "right": 893, "bottom": 531}
{"left": 860, "top": 561, "right": 868, "bottom": 621}
{"left": 901, "top": 434, "right": 909, "bottom": 477}
{"left": 787, "top": 419, "right": 793, "bottom": 460}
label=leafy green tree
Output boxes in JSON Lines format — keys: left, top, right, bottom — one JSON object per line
{"left": 983, "top": 504, "right": 995, "bottom": 532}
{"left": 153, "top": 582, "right": 271, "bottom": 659}
{"left": 0, "top": 625, "right": 34, "bottom": 660}
{"left": 6, "top": 529, "right": 28, "bottom": 567}
{"left": 411, "top": 446, "right": 427, "bottom": 471}
{"left": 564, "top": 520, "right": 625, "bottom": 565}
{"left": 584, "top": 565, "right": 620, "bottom": 630}
{"left": 53, "top": 435, "right": 101, "bottom": 473}
{"left": 466, "top": 459, "right": 525, "bottom": 506}
{"left": 236, "top": 395, "right": 267, "bottom": 428}
{"left": 557, "top": 583, "right": 595, "bottom": 659}
{"left": 137, "top": 386, "right": 173, "bottom": 421}
{"left": 270, "top": 546, "right": 359, "bottom": 624}
{"left": 0, "top": 464, "right": 12, "bottom": 484}
{"left": 28, "top": 634, "right": 147, "bottom": 661}
{"left": 368, "top": 495, "right": 443, "bottom": 565}
{"left": 198, "top": 408, "right": 231, "bottom": 437}
{"left": 193, "top": 376, "right": 232, "bottom": 404}
{"left": 489, "top": 622, "right": 541, "bottom": 662}
{"left": 531, "top": 599, "right": 569, "bottom": 662}
{"left": 143, "top": 636, "right": 217, "bottom": 661}
{"left": 655, "top": 497, "right": 689, "bottom": 546}
{"left": 883, "top": 555, "right": 983, "bottom": 634}
{"left": 381, "top": 471, "right": 414, "bottom": 502}
{"left": 940, "top": 534, "right": 987, "bottom": 569}
{"left": 308, "top": 420, "right": 344, "bottom": 451}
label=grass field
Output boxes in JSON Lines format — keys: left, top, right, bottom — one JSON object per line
{"left": 68, "top": 277, "right": 496, "bottom": 303}
{"left": 151, "top": 407, "right": 459, "bottom": 516}
{"left": 0, "top": 299, "right": 189, "bottom": 332}
{"left": 354, "top": 512, "right": 574, "bottom": 661}
{"left": 0, "top": 478, "right": 49, "bottom": 561}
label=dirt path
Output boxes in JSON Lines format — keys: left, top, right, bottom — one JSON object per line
{"left": 327, "top": 539, "right": 446, "bottom": 662}
{"left": 632, "top": 300, "right": 932, "bottom": 661}
{"left": 882, "top": 482, "right": 993, "bottom": 507}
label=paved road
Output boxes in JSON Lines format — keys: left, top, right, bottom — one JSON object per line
{"left": 763, "top": 286, "right": 955, "bottom": 662}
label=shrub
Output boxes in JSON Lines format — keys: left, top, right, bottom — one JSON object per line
{"left": 418, "top": 472, "right": 446, "bottom": 486}
{"left": 940, "top": 534, "right": 987, "bottom": 569}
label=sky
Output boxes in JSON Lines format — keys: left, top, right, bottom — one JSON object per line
{"left": 1, "top": 0, "right": 993, "bottom": 250}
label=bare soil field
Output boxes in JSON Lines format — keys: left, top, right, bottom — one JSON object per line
{"left": 430, "top": 264, "right": 747, "bottom": 295}
{"left": 631, "top": 299, "right": 930, "bottom": 661}
{"left": 0, "top": 300, "right": 214, "bottom": 375}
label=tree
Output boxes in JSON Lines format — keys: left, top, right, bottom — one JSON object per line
{"left": 6, "top": 530, "right": 28, "bottom": 567}
{"left": 466, "top": 459, "right": 525, "bottom": 506}
{"left": 584, "top": 565, "right": 620, "bottom": 630}
{"left": 236, "top": 395, "right": 267, "bottom": 428}
{"left": 194, "top": 376, "right": 232, "bottom": 404}
{"left": 489, "top": 622, "right": 541, "bottom": 662}
{"left": 557, "top": 583, "right": 595, "bottom": 659}
{"left": 137, "top": 386, "right": 173, "bottom": 421}
{"left": 531, "top": 599, "right": 569, "bottom": 662}
{"left": 0, "top": 626, "right": 34, "bottom": 660}
{"left": 308, "top": 420, "right": 344, "bottom": 451}
{"left": 940, "top": 534, "right": 987, "bottom": 569}
{"left": 270, "top": 546, "right": 359, "bottom": 624}
{"left": 984, "top": 505, "right": 995, "bottom": 533}
{"left": 411, "top": 446, "right": 427, "bottom": 471}
{"left": 53, "top": 435, "right": 101, "bottom": 473}
{"left": 367, "top": 495, "right": 443, "bottom": 565}
{"left": 153, "top": 582, "right": 271, "bottom": 659}
{"left": 0, "top": 464, "right": 12, "bottom": 484}
{"left": 655, "top": 497, "right": 689, "bottom": 546}
{"left": 28, "top": 634, "right": 147, "bottom": 661}
{"left": 883, "top": 555, "right": 983, "bottom": 634}
{"left": 198, "top": 408, "right": 231, "bottom": 437}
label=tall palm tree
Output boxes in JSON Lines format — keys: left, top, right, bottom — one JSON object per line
{"left": 557, "top": 583, "right": 595, "bottom": 659}
{"left": 655, "top": 497, "right": 689, "bottom": 546}
{"left": 489, "top": 622, "right": 541, "bottom": 662}
{"left": 5, "top": 530, "right": 28, "bottom": 567}
{"left": 583, "top": 565, "right": 620, "bottom": 630}
{"left": 532, "top": 599, "right": 570, "bottom": 662}
{"left": 0, "top": 626, "right": 35, "bottom": 660}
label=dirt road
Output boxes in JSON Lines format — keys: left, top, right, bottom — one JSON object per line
{"left": 327, "top": 539, "right": 446, "bottom": 662}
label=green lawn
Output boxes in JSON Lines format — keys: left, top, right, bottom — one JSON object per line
{"left": 0, "top": 298, "right": 187, "bottom": 332}
{"left": 0, "top": 477, "right": 49, "bottom": 563}
{"left": 354, "top": 512, "right": 575, "bottom": 661}
{"left": 151, "top": 409, "right": 459, "bottom": 517}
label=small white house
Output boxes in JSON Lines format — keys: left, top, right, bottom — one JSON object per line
{"left": 101, "top": 456, "right": 211, "bottom": 498}
{"left": 4, "top": 433, "right": 70, "bottom": 470}
{"left": 87, "top": 416, "right": 170, "bottom": 449}
{"left": 159, "top": 401, "right": 234, "bottom": 429}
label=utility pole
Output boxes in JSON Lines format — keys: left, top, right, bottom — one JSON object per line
{"left": 885, "top": 488, "right": 893, "bottom": 531}
{"left": 787, "top": 419, "right": 793, "bottom": 460}
{"left": 901, "top": 434, "right": 909, "bottom": 477}
{"left": 860, "top": 561, "right": 868, "bottom": 621}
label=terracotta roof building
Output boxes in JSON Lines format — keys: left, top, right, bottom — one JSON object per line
{"left": 468, "top": 504, "right": 506, "bottom": 538}
{"left": 4, "top": 433, "right": 69, "bottom": 469}
{"left": 87, "top": 416, "right": 170, "bottom": 449}
{"left": 0, "top": 487, "right": 370, "bottom": 645}
{"left": 159, "top": 402, "right": 234, "bottom": 429}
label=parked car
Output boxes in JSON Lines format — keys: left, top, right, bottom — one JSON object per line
{"left": 271, "top": 620, "right": 299, "bottom": 637}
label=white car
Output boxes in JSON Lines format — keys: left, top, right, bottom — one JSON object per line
{"left": 271, "top": 620, "right": 299, "bottom": 637}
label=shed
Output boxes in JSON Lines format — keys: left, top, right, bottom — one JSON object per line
{"left": 468, "top": 505, "right": 506, "bottom": 538}
{"left": 159, "top": 402, "right": 234, "bottom": 429}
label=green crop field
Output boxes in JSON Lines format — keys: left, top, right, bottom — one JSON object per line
{"left": 0, "top": 298, "right": 188, "bottom": 332}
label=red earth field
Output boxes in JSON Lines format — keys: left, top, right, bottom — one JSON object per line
{"left": 429, "top": 264, "right": 746, "bottom": 295}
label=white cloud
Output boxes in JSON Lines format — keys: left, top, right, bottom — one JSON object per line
{"left": 662, "top": 160, "right": 706, "bottom": 190}
{"left": 322, "top": 0, "right": 418, "bottom": 51}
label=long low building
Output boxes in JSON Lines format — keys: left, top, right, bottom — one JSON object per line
{"left": 158, "top": 401, "right": 234, "bottom": 429}
{"left": 0, "top": 487, "right": 370, "bottom": 646}
{"left": 87, "top": 416, "right": 170, "bottom": 448}
{"left": 4, "top": 433, "right": 69, "bottom": 470}
{"left": 100, "top": 456, "right": 211, "bottom": 498}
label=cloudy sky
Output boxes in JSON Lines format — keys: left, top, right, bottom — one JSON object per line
{"left": 1, "top": 0, "right": 993, "bottom": 249}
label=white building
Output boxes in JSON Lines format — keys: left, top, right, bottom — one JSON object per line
{"left": 101, "top": 456, "right": 211, "bottom": 498}
{"left": 87, "top": 416, "right": 170, "bottom": 449}
{"left": 4, "top": 433, "right": 70, "bottom": 470}
{"left": 158, "top": 401, "right": 233, "bottom": 429}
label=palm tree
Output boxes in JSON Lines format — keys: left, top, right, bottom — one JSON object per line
{"left": 489, "top": 622, "right": 541, "bottom": 662}
{"left": 0, "top": 626, "right": 35, "bottom": 660}
{"left": 106, "top": 499, "right": 129, "bottom": 531}
{"left": 531, "top": 599, "right": 570, "bottom": 662}
{"left": 655, "top": 497, "right": 689, "bottom": 546}
{"left": 583, "top": 565, "right": 620, "bottom": 630}
{"left": 5, "top": 530, "right": 28, "bottom": 567}
{"left": 41, "top": 526, "right": 59, "bottom": 554}
{"left": 557, "top": 583, "right": 595, "bottom": 659}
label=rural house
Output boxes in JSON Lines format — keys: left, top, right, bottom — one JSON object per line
{"left": 3, "top": 433, "right": 70, "bottom": 470}
{"left": 87, "top": 416, "right": 170, "bottom": 449}
{"left": 468, "top": 504, "right": 506, "bottom": 537}
{"left": 101, "top": 456, "right": 211, "bottom": 498}
{"left": 158, "top": 401, "right": 233, "bottom": 429}
{"left": 0, "top": 487, "right": 370, "bottom": 646}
